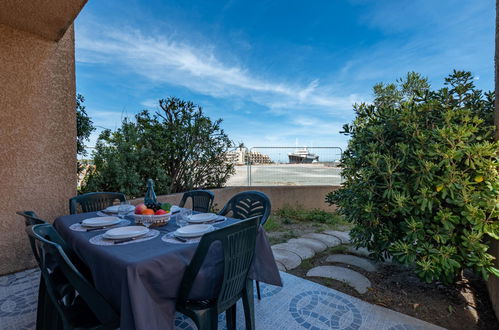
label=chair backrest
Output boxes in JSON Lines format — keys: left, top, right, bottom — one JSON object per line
{"left": 26, "top": 224, "right": 119, "bottom": 327}
{"left": 179, "top": 190, "right": 215, "bottom": 213}
{"left": 177, "top": 217, "right": 259, "bottom": 313}
{"left": 16, "top": 210, "right": 47, "bottom": 226}
{"left": 69, "top": 192, "right": 126, "bottom": 214}
{"left": 218, "top": 191, "right": 271, "bottom": 225}
{"left": 17, "top": 211, "right": 47, "bottom": 263}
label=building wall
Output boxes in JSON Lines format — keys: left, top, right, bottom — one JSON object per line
{"left": 0, "top": 24, "right": 77, "bottom": 275}
{"left": 129, "top": 185, "right": 339, "bottom": 212}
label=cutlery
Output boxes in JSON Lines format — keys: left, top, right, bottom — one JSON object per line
{"left": 86, "top": 225, "right": 114, "bottom": 232}
{"left": 205, "top": 219, "right": 225, "bottom": 224}
{"left": 113, "top": 237, "right": 137, "bottom": 244}
{"left": 174, "top": 236, "right": 187, "bottom": 243}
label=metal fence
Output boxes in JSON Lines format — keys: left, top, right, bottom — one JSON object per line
{"left": 225, "top": 146, "right": 343, "bottom": 186}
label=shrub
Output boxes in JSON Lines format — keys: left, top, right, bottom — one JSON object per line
{"left": 76, "top": 94, "right": 95, "bottom": 174}
{"left": 81, "top": 97, "right": 234, "bottom": 197}
{"left": 326, "top": 71, "right": 498, "bottom": 284}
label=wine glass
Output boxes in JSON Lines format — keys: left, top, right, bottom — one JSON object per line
{"left": 177, "top": 209, "right": 192, "bottom": 227}
{"left": 118, "top": 201, "right": 131, "bottom": 219}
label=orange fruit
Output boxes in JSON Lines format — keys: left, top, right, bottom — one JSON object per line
{"left": 142, "top": 209, "right": 154, "bottom": 215}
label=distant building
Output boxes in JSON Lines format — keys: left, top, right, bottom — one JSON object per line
{"left": 225, "top": 148, "right": 273, "bottom": 165}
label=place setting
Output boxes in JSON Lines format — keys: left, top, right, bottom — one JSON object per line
{"left": 160, "top": 209, "right": 221, "bottom": 244}
{"left": 186, "top": 213, "right": 226, "bottom": 225}
{"left": 96, "top": 202, "right": 135, "bottom": 217}
{"left": 162, "top": 224, "right": 216, "bottom": 244}
{"left": 90, "top": 225, "right": 160, "bottom": 246}
{"left": 70, "top": 216, "right": 131, "bottom": 232}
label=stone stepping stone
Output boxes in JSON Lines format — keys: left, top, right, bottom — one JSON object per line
{"left": 272, "top": 248, "right": 301, "bottom": 270}
{"left": 275, "top": 260, "right": 286, "bottom": 272}
{"left": 326, "top": 254, "right": 378, "bottom": 272}
{"left": 307, "top": 266, "right": 371, "bottom": 294}
{"left": 323, "top": 230, "right": 351, "bottom": 244}
{"left": 302, "top": 233, "right": 341, "bottom": 247}
{"left": 346, "top": 246, "right": 394, "bottom": 264}
{"left": 346, "top": 246, "right": 372, "bottom": 258}
{"left": 272, "top": 243, "right": 315, "bottom": 260}
{"left": 288, "top": 237, "right": 327, "bottom": 253}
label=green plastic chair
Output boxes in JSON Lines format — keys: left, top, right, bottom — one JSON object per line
{"left": 26, "top": 224, "right": 119, "bottom": 330}
{"left": 218, "top": 191, "right": 271, "bottom": 300}
{"left": 17, "top": 211, "right": 47, "bottom": 263}
{"left": 17, "top": 211, "right": 48, "bottom": 330}
{"left": 218, "top": 191, "right": 271, "bottom": 225}
{"left": 176, "top": 217, "right": 260, "bottom": 330}
{"left": 179, "top": 190, "right": 215, "bottom": 213}
{"left": 69, "top": 192, "right": 126, "bottom": 214}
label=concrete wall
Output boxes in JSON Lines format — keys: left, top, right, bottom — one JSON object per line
{"left": 0, "top": 24, "right": 77, "bottom": 275}
{"left": 129, "top": 185, "right": 339, "bottom": 212}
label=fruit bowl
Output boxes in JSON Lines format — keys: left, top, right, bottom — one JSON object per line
{"left": 134, "top": 213, "right": 171, "bottom": 227}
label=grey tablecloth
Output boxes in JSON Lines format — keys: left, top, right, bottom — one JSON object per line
{"left": 54, "top": 212, "right": 282, "bottom": 330}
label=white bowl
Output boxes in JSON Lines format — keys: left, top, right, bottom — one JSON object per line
{"left": 81, "top": 216, "right": 121, "bottom": 228}
{"left": 188, "top": 213, "right": 218, "bottom": 223}
{"left": 103, "top": 205, "right": 135, "bottom": 213}
{"left": 134, "top": 212, "right": 171, "bottom": 226}
{"left": 103, "top": 226, "right": 149, "bottom": 240}
{"left": 174, "top": 224, "right": 215, "bottom": 238}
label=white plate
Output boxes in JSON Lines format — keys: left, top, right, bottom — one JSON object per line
{"left": 187, "top": 213, "right": 218, "bottom": 223}
{"left": 103, "top": 204, "right": 135, "bottom": 213}
{"left": 81, "top": 216, "right": 121, "bottom": 228}
{"left": 174, "top": 224, "right": 215, "bottom": 238}
{"left": 103, "top": 226, "right": 149, "bottom": 240}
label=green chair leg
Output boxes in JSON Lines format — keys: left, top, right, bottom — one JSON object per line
{"left": 242, "top": 280, "right": 255, "bottom": 330}
{"left": 190, "top": 308, "right": 219, "bottom": 330}
{"left": 35, "top": 278, "right": 46, "bottom": 330}
{"left": 226, "top": 304, "right": 236, "bottom": 330}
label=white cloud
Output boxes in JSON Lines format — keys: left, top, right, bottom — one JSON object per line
{"left": 76, "top": 25, "right": 359, "bottom": 116}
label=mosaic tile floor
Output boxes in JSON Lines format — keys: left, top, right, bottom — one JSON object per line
{"left": 0, "top": 269, "right": 443, "bottom": 330}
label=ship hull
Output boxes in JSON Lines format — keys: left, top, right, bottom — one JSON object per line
{"left": 288, "top": 155, "right": 318, "bottom": 164}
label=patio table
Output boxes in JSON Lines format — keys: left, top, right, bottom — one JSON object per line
{"left": 54, "top": 211, "right": 282, "bottom": 330}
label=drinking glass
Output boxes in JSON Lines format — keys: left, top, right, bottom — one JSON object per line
{"left": 118, "top": 201, "right": 131, "bottom": 219}
{"left": 177, "top": 209, "right": 192, "bottom": 227}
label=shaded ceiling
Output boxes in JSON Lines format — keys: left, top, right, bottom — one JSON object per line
{"left": 0, "top": 0, "right": 88, "bottom": 41}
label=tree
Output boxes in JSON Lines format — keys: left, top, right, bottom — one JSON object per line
{"left": 76, "top": 94, "right": 95, "bottom": 174}
{"left": 81, "top": 97, "right": 234, "bottom": 197}
{"left": 327, "top": 71, "right": 498, "bottom": 284}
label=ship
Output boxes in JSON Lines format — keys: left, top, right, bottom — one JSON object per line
{"left": 288, "top": 148, "right": 319, "bottom": 164}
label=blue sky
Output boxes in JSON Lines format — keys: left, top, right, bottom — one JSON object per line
{"left": 75, "top": 0, "right": 494, "bottom": 152}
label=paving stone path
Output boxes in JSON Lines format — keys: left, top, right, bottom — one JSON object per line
{"left": 306, "top": 265, "right": 372, "bottom": 294}
{"left": 271, "top": 230, "right": 383, "bottom": 294}
{"left": 272, "top": 242, "right": 315, "bottom": 260}
{"left": 287, "top": 237, "right": 327, "bottom": 252}
{"left": 302, "top": 233, "right": 341, "bottom": 247}
{"left": 323, "top": 230, "right": 351, "bottom": 244}
{"left": 271, "top": 248, "right": 302, "bottom": 270}
{"left": 326, "top": 254, "right": 378, "bottom": 272}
